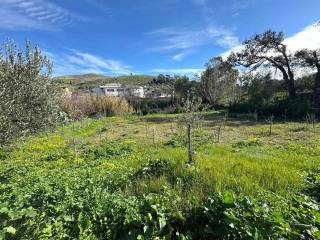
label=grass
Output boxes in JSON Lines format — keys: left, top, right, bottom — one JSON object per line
{"left": 1, "top": 112, "right": 320, "bottom": 239}
{"left": 2, "top": 112, "right": 319, "bottom": 197}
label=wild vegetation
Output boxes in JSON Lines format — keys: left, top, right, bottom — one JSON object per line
{"left": 1, "top": 113, "right": 320, "bottom": 239}
{"left": 1, "top": 24, "right": 320, "bottom": 239}
{"left": 62, "top": 95, "right": 133, "bottom": 120}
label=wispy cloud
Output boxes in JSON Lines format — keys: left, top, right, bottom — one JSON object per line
{"left": 151, "top": 68, "right": 204, "bottom": 76}
{"left": 0, "top": 0, "right": 86, "bottom": 30}
{"left": 172, "top": 50, "right": 195, "bottom": 61}
{"left": 147, "top": 26, "right": 240, "bottom": 61}
{"left": 44, "top": 49, "right": 133, "bottom": 76}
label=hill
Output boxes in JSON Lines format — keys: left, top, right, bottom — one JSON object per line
{"left": 54, "top": 73, "right": 154, "bottom": 90}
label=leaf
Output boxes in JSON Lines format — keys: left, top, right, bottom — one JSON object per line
{"left": 159, "top": 215, "right": 166, "bottom": 230}
{"left": 222, "top": 191, "right": 234, "bottom": 205}
{"left": 23, "top": 207, "right": 37, "bottom": 218}
{"left": 5, "top": 226, "right": 16, "bottom": 235}
{"left": 0, "top": 207, "right": 9, "bottom": 214}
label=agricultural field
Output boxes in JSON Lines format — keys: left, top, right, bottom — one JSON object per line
{"left": 1, "top": 112, "right": 320, "bottom": 239}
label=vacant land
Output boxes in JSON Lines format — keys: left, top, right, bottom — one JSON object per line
{"left": 1, "top": 113, "right": 320, "bottom": 239}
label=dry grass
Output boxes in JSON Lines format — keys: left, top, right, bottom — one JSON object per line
{"left": 62, "top": 94, "right": 133, "bottom": 119}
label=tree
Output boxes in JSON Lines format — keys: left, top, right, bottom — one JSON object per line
{"left": 178, "top": 96, "right": 202, "bottom": 165}
{"left": 0, "top": 40, "right": 59, "bottom": 146}
{"left": 228, "top": 30, "right": 296, "bottom": 99}
{"left": 295, "top": 49, "right": 320, "bottom": 106}
{"left": 173, "top": 76, "right": 200, "bottom": 104}
{"left": 244, "top": 72, "right": 281, "bottom": 105}
{"left": 200, "top": 57, "right": 238, "bottom": 105}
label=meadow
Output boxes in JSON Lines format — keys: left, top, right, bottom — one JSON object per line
{"left": 1, "top": 112, "right": 320, "bottom": 239}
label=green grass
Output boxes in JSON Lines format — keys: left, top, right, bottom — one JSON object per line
{"left": 1, "top": 112, "right": 320, "bottom": 239}
{"left": 3, "top": 113, "right": 320, "bottom": 196}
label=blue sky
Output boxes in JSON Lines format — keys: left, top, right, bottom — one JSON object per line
{"left": 0, "top": 0, "right": 320, "bottom": 77}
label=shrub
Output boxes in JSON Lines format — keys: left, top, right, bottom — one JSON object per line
{"left": 228, "top": 97, "right": 315, "bottom": 119}
{"left": 133, "top": 159, "right": 173, "bottom": 179}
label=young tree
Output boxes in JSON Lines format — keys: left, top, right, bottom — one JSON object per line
{"left": 295, "top": 49, "right": 320, "bottom": 106}
{"left": 228, "top": 30, "right": 296, "bottom": 99}
{"left": 0, "top": 40, "right": 59, "bottom": 146}
{"left": 178, "top": 96, "right": 202, "bottom": 164}
{"left": 200, "top": 57, "right": 238, "bottom": 105}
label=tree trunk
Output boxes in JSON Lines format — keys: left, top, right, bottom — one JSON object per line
{"left": 283, "top": 72, "right": 296, "bottom": 100}
{"left": 187, "top": 123, "right": 193, "bottom": 164}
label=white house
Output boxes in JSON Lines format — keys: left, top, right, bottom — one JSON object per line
{"left": 129, "top": 86, "right": 145, "bottom": 98}
{"left": 91, "top": 84, "right": 145, "bottom": 98}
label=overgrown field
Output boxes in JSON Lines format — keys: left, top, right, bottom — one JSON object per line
{"left": 1, "top": 113, "right": 320, "bottom": 239}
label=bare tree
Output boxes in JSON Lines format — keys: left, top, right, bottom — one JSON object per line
{"left": 228, "top": 30, "right": 296, "bottom": 99}
{"left": 295, "top": 49, "right": 320, "bottom": 106}
{"left": 200, "top": 57, "right": 238, "bottom": 105}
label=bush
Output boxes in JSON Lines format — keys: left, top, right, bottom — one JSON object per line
{"left": 62, "top": 95, "right": 133, "bottom": 119}
{"left": 138, "top": 98, "right": 174, "bottom": 115}
{"left": 228, "top": 97, "right": 315, "bottom": 119}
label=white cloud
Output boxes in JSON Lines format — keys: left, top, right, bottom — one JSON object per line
{"left": 147, "top": 26, "right": 239, "bottom": 61}
{"left": 221, "top": 21, "right": 320, "bottom": 59}
{"left": 172, "top": 50, "right": 195, "bottom": 61}
{"left": 44, "top": 49, "right": 133, "bottom": 76}
{"left": 0, "top": 0, "right": 86, "bottom": 30}
{"left": 284, "top": 23, "right": 320, "bottom": 52}
{"left": 220, "top": 22, "right": 320, "bottom": 78}
{"left": 151, "top": 68, "right": 204, "bottom": 76}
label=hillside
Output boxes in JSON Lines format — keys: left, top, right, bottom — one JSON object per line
{"left": 54, "top": 73, "right": 154, "bottom": 90}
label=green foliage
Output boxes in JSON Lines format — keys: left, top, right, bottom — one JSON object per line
{"left": 139, "top": 98, "right": 174, "bottom": 115}
{"left": 200, "top": 56, "right": 238, "bottom": 105}
{"left": 233, "top": 137, "right": 261, "bottom": 148}
{"left": 1, "top": 114, "right": 320, "bottom": 239}
{"left": 229, "top": 97, "right": 315, "bottom": 118}
{"left": 0, "top": 40, "right": 60, "bottom": 146}
{"left": 304, "top": 169, "right": 320, "bottom": 202}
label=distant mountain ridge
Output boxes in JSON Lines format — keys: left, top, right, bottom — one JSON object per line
{"left": 54, "top": 73, "right": 154, "bottom": 90}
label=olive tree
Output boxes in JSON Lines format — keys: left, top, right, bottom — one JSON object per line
{"left": 228, "top": 30, "right": 296, "bottom": 99}
{"left": 0, "top": 40, "right": 59, "bottom": 146}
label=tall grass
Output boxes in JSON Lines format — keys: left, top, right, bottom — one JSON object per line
{"left": 62, "top": 94, "right": 133, "bottom": 119}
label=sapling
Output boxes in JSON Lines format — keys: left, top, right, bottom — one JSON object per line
{"left": 306, "top": 113, "right": 316, "bottom": 129}
{"left": 145, "top": 121, "right": 148, "bottom": 138}
{"left": 266, "top": 115, "right": 274, "bottom": 136}
{"left": 216, "top": 113, "right": 228, "bottom": 143}
{"left": 178, "top": 96, "right": 203, "bottom": 165}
